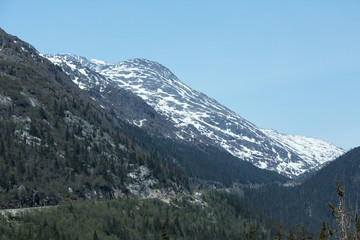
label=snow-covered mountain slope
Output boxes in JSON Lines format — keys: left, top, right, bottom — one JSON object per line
{"left": 260, "top": 129, "right": 343, "bottom": 174}
{"left": 45, "top": 54, "right": 179, "bottom": 138}
{"left": 46, "top": 54, "right": 345, "bottom": 178}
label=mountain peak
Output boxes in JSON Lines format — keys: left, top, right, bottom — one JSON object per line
{"left": 121, "top": 58, "right": 158, "bottom": 65}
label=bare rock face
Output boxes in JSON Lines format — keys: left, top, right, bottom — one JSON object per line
{"left": 126, "top": 166, "right": 186, "bottom": 199}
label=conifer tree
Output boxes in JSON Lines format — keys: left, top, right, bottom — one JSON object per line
{"left": 287, "top": 228, "right": 296, "bottom": 240}
{"left": 353, "top": 213, "right": 360, "bottom": 240}
{"left": 274, "top": 225, "right": 285, "bottom": 240}
{"left": 318, "top": 222, "right": 328, "bottom": 240}
{"left": 160, "top": 222, "right": 170, "bottom": 240}
{"left": 246, "top": 225, "right": 256, "bottom": 240}
{"left": 93, "top": 230, "right": 99, "bottom": 240}
{"left": 301, "top": 226, "right": 314, "bottom": 240}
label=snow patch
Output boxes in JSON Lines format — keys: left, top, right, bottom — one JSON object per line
{"left": 0, "top": 93, "right": 12, "bottom": 106}
{"left": 133, "top": 119, "right": 147, "bottom": 128}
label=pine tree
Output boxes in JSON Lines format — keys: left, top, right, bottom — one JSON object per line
{"left": 160, "top": 222, "right": 170, "bottom": 240}
{"left": 297, "top": 225, "right": 313, "bottom": 240}
{"left": 246, "top": 225, "right": 256, "bottom": 240}
{"left": 318, "top": 222, "right": 328, "bottom": 240}
{"left": 93, "top": 230, "right": 99, "bottom": 240}
{"left": 274, "top": 225, "right": 285, "bottom": 240}
{"left": 354, "top": 213, "right": 360, "bottom": 240}
{"left": 287, "top": 228, "right": 296, "bottom": 240}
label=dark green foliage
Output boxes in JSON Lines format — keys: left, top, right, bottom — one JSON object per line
{"left": 355, "top": 214, "right": 360, "bottom": 240}
{"left": 288, "top": 224, "right": 313, "bottom": 240}
{"left": 246, "top": 225, "right": 256, "bottom": 240}
{"left": 93, "top": 231, "right": 98, "bottom": 240}
{"left": 274, "top": 225, "right": 285, "bottom": 240}
{"left": 287, "top": 228, "right": 296, "bottom": 240}
{"left": 0, "top": 28, "right": 188, "bottom": 208}
{"left": 318, "top": 222, "right": 328, "bottom": 240}
{"left": 243, "top": 147, "right": 360, "bottom": 233}
{"left": 0, "top": 191, "right": 280, "bottom": 240}
{"left": 160, "top": 222, "right": 170, "bottom": 240}
{"left": 119, "top": 119, "right": 289, "bottom": 187}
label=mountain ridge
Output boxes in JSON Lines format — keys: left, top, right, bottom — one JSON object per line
{"left": 43, "top": 55, "right": 290, "bottom": 187}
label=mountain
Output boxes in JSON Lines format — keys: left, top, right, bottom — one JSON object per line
{"left": 46, "top": 54, "right": 344, "bottom": 178}
{"left": 243, "top": 146, "right": 360, "bottom": 232}
{"left": 42, "top": 54, "right": 179, "bottom": 139}
{"left": 0, "top": 28, "right": 190, "bottom": 208}
{"left": 0, "top": 29, "right": 290, "bottom": 240}
{"left": 1, "top": 27, "right": 352, "bottom": 239}
{"left": 43, "top": 54, "right": 289, "bottom": 187}
{"left": 0, "top": 27, "right": 291, "bottom": 211}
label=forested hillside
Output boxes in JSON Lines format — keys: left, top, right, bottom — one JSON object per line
{"left": 243, "top": 146, "right": 360, "bottom": 232}
{"left": 0, "top": 28, "right": 189, "bottom": 208}
{"left": 0, "top": 191, "right": 280, "bottom": 240}
{"left": 119, "top": 124, "right": 289, "bottom": 187}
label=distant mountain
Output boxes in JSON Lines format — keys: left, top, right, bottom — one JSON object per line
{"left": 46, "top": 54, "right": 344, "bottom": 178}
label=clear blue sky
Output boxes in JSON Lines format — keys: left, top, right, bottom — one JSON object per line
{"left": 1, "top": 1, "right": 359, "bottom": 150}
